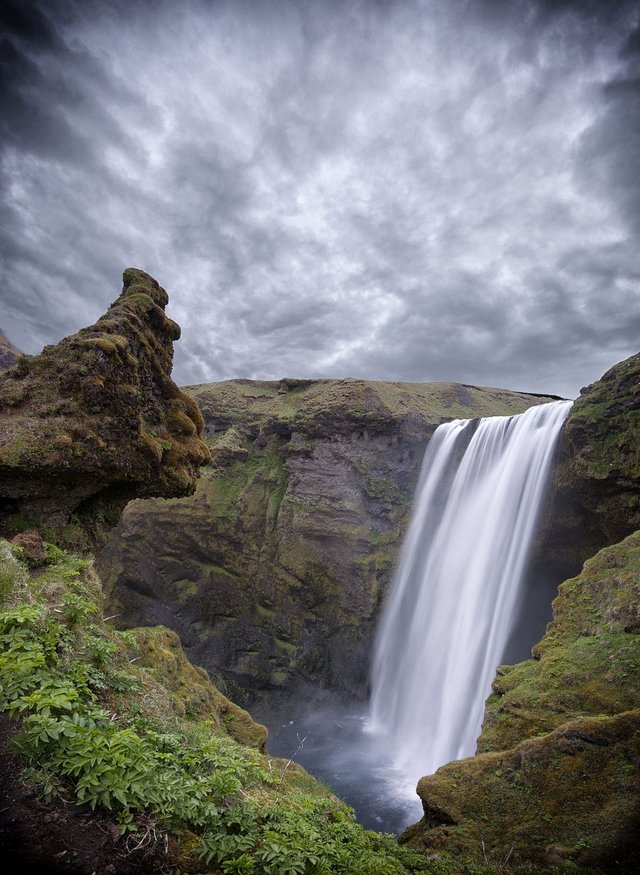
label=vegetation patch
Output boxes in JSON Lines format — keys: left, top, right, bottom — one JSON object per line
{"left": 0, "top": 540, "right": 479, "bottom": 874}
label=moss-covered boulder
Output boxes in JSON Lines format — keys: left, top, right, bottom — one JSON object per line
{"left": 0, "top": 269, "right": 210, "bottom": 548}
{"left": 404, "top": 709, "right": 639, "bottom": 872}
{"left": 480, "top": 531, "right": 640, "bottom": 753}
{"left": 130, "top": 625, "right": 267, "bottom": 749}
{"left": 100, "top": 379, "right": 557, "bottom": 709}
{"left": 403, "top": 532, "right": 640, "bottom": 872}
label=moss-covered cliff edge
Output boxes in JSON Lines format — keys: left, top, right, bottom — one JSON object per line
{"left": 557, "top": 352, "right": 640, "bottom": 542}
{"left": 100, "top": 379, "right": 557, "bottom": 708}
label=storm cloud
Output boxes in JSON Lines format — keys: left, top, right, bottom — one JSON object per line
{"left": 1, "top": 0, "right": 638, "bottom": 396}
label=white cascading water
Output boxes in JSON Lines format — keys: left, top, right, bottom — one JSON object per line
{"left": 369, "top": 399, "right": 572, "bottom": 787}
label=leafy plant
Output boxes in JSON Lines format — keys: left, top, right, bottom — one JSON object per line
{"left": 0, "top": 542, "right": 450, "bottom": 873}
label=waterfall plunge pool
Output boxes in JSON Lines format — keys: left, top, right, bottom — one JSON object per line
{"left": 264, "top": 705, "right": 423, "bottom": 834}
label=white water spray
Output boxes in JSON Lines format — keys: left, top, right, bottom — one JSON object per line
{"left": 369, "top": 400, "right": 572, "bottom": 786}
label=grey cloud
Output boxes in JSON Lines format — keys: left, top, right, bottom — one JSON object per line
{"left": 1, "top": 0, "right": 639, "bottom": 398}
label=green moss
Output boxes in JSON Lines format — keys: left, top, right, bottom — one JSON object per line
{"left": 408, "top": 710, "right": 640, "bottom": 872}
{"left": 0, "top": 268, "right": 209, "bottom": 549}
{"left": 558, "top": 351, "right": 640, "bottom": 540}
{"left": 204, "top": 444, "right": 286, "bottom": 523}
{"left": 76, "top": 334, "right": 128, "bottom": 355}
{"left": 168, "top": 409, "right": 198, "bottom": 436}
{"left": 481, "top": 531, "right": 640, "bottom": 753}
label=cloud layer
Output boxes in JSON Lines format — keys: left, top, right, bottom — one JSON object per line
{"left": 1, "top": 0, "right": 638, "bottom": 396}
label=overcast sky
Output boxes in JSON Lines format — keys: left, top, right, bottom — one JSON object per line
{"left": 1, "top": 0, "right": 638, "bottom": 397}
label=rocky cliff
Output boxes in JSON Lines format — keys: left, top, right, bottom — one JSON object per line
{"left": 512, "top": 352, "right": 639, "bottom": 598}
{"left": 0, "top": 270, "right": 459, "bottom": 875}
{"left": 556, "top": 351, "right": 640, "bottom": 543}
{"left": 0, "top": 268, "right": 210, "bottom": 550}
{"left": 0, "top": 270, "right": 273, "bottom": 872}
{"left": 99, "top": 379, "right": 557, "bottom": 709}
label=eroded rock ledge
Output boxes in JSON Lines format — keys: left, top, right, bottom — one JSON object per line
{"left": 0, "top": 268, "right": 210, "bottom": 549}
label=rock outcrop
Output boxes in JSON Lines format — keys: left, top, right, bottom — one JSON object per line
{"left": 558, "top": 351, "right": 640, "bottom": 541}
{"left": 0, "top": 269, "right": 210, "bottom": 549}
{"left": 403, "top": 532, "right": 640, "bottom": 872}
{"left": 0, "top": 331, "right": 20, "bottom": 372}
{"left": 532, "top": 352, "right": 640, "bottom": 578}
{"left": 99, "top": 379, "right": 557, "bottom": 710}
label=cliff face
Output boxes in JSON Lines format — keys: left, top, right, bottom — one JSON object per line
{"left": 403, "top": 532, "right": 640, "bottom": 872}
{"left": 0, "top": 270, "right": 278, "bottom": 873}
{"left": 99, "top": 379, "right": 557, "bottom": 709}
{"left": 0, "top": 269, "right": 210, "bottom": 549}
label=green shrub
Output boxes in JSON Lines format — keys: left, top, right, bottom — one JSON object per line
{"left": 0, "top": 541, "right": 453, "bottom": 874}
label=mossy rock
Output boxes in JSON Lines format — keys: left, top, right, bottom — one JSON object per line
{"left": 481, "top": 531, "right": 640, "bottom": 753}
{"left": 0, "top": 269, "right": 210, "bottom": 548}
{"left": 405, "top": 709, "right": 640, "bottom": 872}
{"left": 555, "top": 351, "right": 640, "bottom": 544}
{"left": 130, "top": 625, "right": 267, "bottom": 749}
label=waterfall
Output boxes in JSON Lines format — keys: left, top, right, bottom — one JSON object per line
{"left": 369, "top": 399, "right": 572, "bottom": 786}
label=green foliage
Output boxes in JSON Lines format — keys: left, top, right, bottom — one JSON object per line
{"left": 44, "top": 542, "right": 66, "bottom": 565}
{"left": 0, "top": 541, "right": 29, "bottom": 606}
{"left": 0, "top": 540, "right": 451, "bottom": 873}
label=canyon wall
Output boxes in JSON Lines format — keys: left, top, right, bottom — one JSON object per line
{"left": 100, "top": 379, "right": 558, "bottom": 709}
